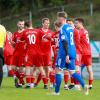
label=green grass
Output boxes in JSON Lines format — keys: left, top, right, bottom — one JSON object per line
{"left": 0, "top": 77, "right": 100, "bottom": 100}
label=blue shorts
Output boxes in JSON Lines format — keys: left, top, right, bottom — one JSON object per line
{"left": 56, "top": 55, "right": 76, "bottom": 70}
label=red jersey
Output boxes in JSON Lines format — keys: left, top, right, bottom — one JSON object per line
{"left": 12, "top": 31, "right": 25, "bottom": 53}
{"left": 79, "top": 28, "right": 91, "bottom": 55}
{"left": 74, "top": 28, "right": 82, "bottom": 54}
{"left": 52, "top": 31, "right": 59, "bottom": 49}
{"left": 4, "top": 35, "right": 14, "bottom": 57}
{"left": 39, "top": 28, "right": 54, "bottom": 53}
{"left": 22, "top": 28, "right": 42, "bottom": 53}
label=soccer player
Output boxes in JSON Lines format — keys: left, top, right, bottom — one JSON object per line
{"left": 0, "top": 24, "right": 7, "bottom": 87}
{"left": 67, "top": 18, "right": 82, "bottom": 90}
{"left": 49, "top": 21, "right": 61, "bottom": 89}
{"left": 4, "top": 31, "right": 14, "bottom": 76}
{"left": 53, "top": 11, "right": 89, "bottom": 95}
{"left": 74, "top": 18, "right": 93, "bottom": 89}
{"left": 37, "top": 18, "right": 54, "bottom": 89}
{"left": 22, "top": 21, "right": 46, "bottom": 88}
{"left": 12, "top": 19, "right": 25, "bottom": 88}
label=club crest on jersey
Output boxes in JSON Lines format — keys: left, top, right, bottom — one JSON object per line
{"left": 61, "top": 35, "right": 65, "bottom": 40}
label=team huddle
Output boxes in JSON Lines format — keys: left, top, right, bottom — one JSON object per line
{"left": 3, "top": 11, "right": 93, "bottom": 95}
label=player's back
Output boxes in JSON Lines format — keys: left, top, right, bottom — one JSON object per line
{"left": 79, "top": 28, "right": 91, "bottom": 55}
{"left": 22, "top": 28, "right": 41, "bottom": 52}
{"left": 59, "top": 23, "right": 76, "bottom": 59}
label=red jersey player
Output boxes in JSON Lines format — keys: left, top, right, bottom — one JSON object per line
{"left": 49, "top": 21, "right": 61, "bottom": 89}
{"left": 22, "top": 21, "right": 46, "bottom": 88}
{"left": 38, "top": 18, "right": 54, "bottom": 89}
{"left": 67, "top": 19, "right": 82, "bottom": 90}
{"left": 4, "top": 31, "right": 14, "bottom": 76}
{"left": 12, "top": 19, "right": 25, "bottom": 88}
{"left": 75, "top": 18, "right": 93, "bottom": 89}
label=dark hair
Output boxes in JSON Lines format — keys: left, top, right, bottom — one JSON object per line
{"left": 42, "top": 18, "right": 49, "bottom": 23}
{"left": 54, "top": 20, "right": 62, "bottom": 28}
{"left": 57, "top": 11, "right": 68, "bottom": 19}
{"left": 75, "top": 18, "right": 84, "bottom": 24}
{"left": 18, "top": 19, "right": 24, "bottom": 22}
{"left": 24, "top": 20, "right": 31, "bottom": 27}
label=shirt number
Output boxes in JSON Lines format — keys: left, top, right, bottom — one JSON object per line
{"left": 70, "top": 32, "right": 74, "bottom": 45}
{"left": 86, "top": 34, "right": 89, "bottom": 44}
{"left": 28, "top": 34, "right": 36, "bottom": 44}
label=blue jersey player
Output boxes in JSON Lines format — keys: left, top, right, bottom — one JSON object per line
{"left": 53, "top": 12, "right": 89, "bottom": 95}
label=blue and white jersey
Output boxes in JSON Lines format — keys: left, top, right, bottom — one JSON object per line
{"left": 58, "top": 23, "right": 76, "bottom": 59}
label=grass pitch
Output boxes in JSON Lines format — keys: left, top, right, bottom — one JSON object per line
{"left": 0, "top": 77, "right": 100, "bottom": 100}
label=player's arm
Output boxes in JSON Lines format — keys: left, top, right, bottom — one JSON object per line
{"left": 62, "top": 40, "right": 68, "bottom": 55}
{"left": 61, "top": 28, "right": 70, "bottom": 63}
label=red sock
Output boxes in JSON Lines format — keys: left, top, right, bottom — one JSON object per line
{"left": 36, "top": 73, "right": 42, "bottom": 85}
{"left": 64, "top": 74, "right": 69, "bottom": 84}
{"left": 19, "top": 72, "right": 24, "bottom": 84}
{"left": 89, "top": 79, "right": 93, "bottom": 85}
{"left": 64, "top": 71, "right": 69, "bottom": 84}
{"left": 71, "top": 77, "right": 74, "bottom": 84}
{"left": 31, "top": 76, "right": 35, "bottom": 83}
{"left": 49, "top": 71, "right": 55, "bottom": 84}
{"left": 8, "top": 69, "right": 15, "bottom": 77}
{"left": 15, "top": 71, "right": 20, "bottom": 78}
{"left": 42, "top": 77, "right": 48, "bottom": 85}
{"left": 26, "top": 75, "right": 31, "bottom": 84}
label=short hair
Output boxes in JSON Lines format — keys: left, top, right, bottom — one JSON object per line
{"left": 24, "top": 20, "right": 31, "bottom": 27}
{"left": 75, "top": 18, "right": 84, "bottom": 24}
{"left": 54, "top": 20, "right": 62, "bottom": 28}
{"left": 67, "top": 18, "right": 74, "bottom": 22}
{"left": 42, "top": 18, "right": 49, "bottom": 23}
{"left": 18, "top": 19, "right": 24, "bottom": 22}
{"left": 57, "top": 11, "right": 68, "bottom": 19}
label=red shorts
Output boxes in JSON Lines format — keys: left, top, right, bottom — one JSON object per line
{"left": 12, "top": 51, "right": 25, "bottom": 67}
{"left": 42, "top": 53, "right": 51, "bottom": 67}
{"left": 25, "top": 51, "right": 43, "bottom": 67}
{"left": 4, "top": 55, "right": 13, "bottom": 66}
{"left": 75, "top": 54, "right": 82, "bottom": 66}
{"left": 81, "top": 55, "right": 92, "bottom": 66}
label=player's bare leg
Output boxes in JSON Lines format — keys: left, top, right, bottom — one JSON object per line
{"left": 86, "top": 65, "right": 93, "bottom": 89}
{"left": 38, "top": 66, "right": 47, "bottom": 89}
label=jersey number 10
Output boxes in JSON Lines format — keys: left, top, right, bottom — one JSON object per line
{"left": 28, "top": 34, "right": 36, "bottom": 44}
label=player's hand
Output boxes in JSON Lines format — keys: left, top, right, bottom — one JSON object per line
{"left": 42, "top": 34, "right": 51, "bottom": 41}
{"left": 66, "top": 55, "right": 70, "bottom": 64}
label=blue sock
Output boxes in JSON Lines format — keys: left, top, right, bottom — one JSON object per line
{"left": 72, "top": 73, "right": 85, "bottom": 88}
{"left": 55, "top": 74, "right": 62, "bottom": 93}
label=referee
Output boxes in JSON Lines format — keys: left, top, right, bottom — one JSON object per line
{"left": 0, "top": 24, "right": 6, "bottom": 87}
